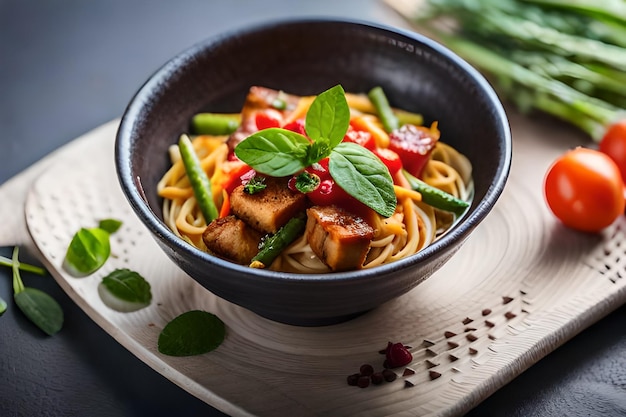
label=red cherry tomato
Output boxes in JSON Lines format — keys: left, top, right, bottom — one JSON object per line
{"left": 373, "top": 148, "right": 403, "bottom": 175}
{"left": 544, "top": 147, "right": 625, "bottom": 232}
{"left": 282, "top": 118, "right": 307, "bottom": 136}
{"left": 599, "top": 119, "right": 626, "bottom": 182}
{"left": 388, "top": 124, "right": 439, "bottom": 178}
{"left": 222, "top": 164, "right": 255, "bottom": 194}
{"left": 303, "top": 159, "right": 352, "bottom": 206}
{"left": 343, "top": 123, "right": 375, "bottom": 150}
{"left": 255, "top": 109, "right": 282, "bottom": 130}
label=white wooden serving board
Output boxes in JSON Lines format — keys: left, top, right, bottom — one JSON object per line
{"left": 13, "top": 111, "right": 626, "bottom": 416}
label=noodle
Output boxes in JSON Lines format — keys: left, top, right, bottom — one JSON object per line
{"left": 157, "top": 88, "right": 473, "bottom": 273}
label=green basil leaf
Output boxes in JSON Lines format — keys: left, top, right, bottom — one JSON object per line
{"left": 329, "top": 143, "right": 397, "bottom": 218}
{"left": 305, "top": 84, "right": 350, "bottom": 148}
{"left": 98, "top": 218, "right": 123, "bottom": 234}
{"left": 234, "top": 127, "right": 310, "bottom": 176}
{"left": 14, "top": 287, "right": 64, "bottom": 336}
{"left": 158, "top": 310, "right": 225, "bottom": 357}
{"left": 64, "top": 227, "right": 111, "bottom": 277}
{"left": 98, "top": 268, "right": 152, "bottom": 312}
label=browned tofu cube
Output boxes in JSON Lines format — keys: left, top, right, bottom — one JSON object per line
{"left": 306, "top": 205, "right": 375, "bottom": 272}
{"left": 230, "top": 176, "right": 307, "bottom": 234}
{"left": 202, "top": 215, "right": 263, "bottom": 264}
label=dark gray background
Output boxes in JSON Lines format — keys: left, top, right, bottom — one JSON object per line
{"left": 1, "top": 1, "right": 624, "bottom": 416}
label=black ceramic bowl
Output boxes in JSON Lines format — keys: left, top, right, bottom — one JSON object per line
{"left": 116, "top": 18, "right": 511, "bottom": 326}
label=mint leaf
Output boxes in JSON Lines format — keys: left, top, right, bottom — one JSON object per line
{"left": 234, "top": 127, "right": 310, "bottom": 176}
{"left": 158, "top": 310, "right": 225, "bottom": 357}
{"left": 63, "top": 227, "right": 111, "bottom": 276}
{"left": 329, "top": 143, "right": 397, "bottom": 218}
{"left": 98, "top": 268, "right": 152, "bottom": 312}
{"left": 305, "top": 84, "right": 350, "bottom": 148}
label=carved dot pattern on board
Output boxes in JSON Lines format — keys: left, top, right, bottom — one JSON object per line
{"left": 584, "top": 218, "right": 626, "bottom": 285}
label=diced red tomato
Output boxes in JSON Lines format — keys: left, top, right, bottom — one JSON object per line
{"left": 373, "top": 148, "right": 403, "bottom": 175}
{"left": 289, "top": 158, "right": 352, "bottom": 207}
{"left": 388, "top": 123, "right": 440, "bottom": 178}
{"left": 255, "top": 109, "right": 282, "bottom": 130}
{"left": 282, "top": 118, "right": 307, "bottom": 136}
{"left": 343, "top": 123, "right": 375, "bottom": 150}
{"left": 222, "top": 164, "right": 255, "bottom": 194}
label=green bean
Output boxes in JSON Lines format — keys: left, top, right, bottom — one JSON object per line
{"left": 191, "top": 113, "right": 240, "bottom": 135}
{"left": 178, "top": 134, "right": 219, "bottom": 222}
{"left": 250, "top": 214, "right": 307, "bottom": 268}
{"left": 403, "top": 170, "right": 470, "bottom": 216}
{"left": 368, "top": 86, "right": 399, "bottom": 133}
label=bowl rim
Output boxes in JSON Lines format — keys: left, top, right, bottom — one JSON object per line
{"left": 115, "top": 16, "right": 512, "bottom": 284}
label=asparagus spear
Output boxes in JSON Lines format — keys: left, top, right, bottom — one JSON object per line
{"left": 408, "top": 0, "right": 626, "bottom": 140}
{"left": 250, "top": 214, "right": 307, "bottom": 268}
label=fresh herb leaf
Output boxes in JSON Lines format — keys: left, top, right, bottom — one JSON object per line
{"left": 64, "top": 227, "right": 111, "bottom": 276}
{"left": 14, "top": 288, "right": 64, "bottom": 336}
{"left": 11, "top": 247, "right": 63, "bottom": 335}
{"left": 97, "top": 268, "right": 152, "bottom": 312}
{"left": 99, "top": 218, "right": 123, "bottom": 234}
{"left": 234, "top": 127, "right": 311, "bottom": 176}
{"left": 294, "top": 171, "right": 320, "bottom": 193}
{"left": 305, "top": 84, "right": 350, "bottom": 148}
{"left": 329, "top": 143, "right": 397, "bottom": 218}
{"left": 158, "top": 310, "right": 225, "bottom": 357}
{"left": 243, "top": 175, "right": 267, "bottom": 194}
{"left": 306, "top": 140, "right": 332, "bottom": 166}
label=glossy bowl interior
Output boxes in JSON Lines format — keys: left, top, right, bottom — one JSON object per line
{"left": 115, "top": 18, "right": 512, "bottom": 326}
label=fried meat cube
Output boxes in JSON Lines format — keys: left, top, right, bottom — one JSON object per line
{"left": 305, "top": 205, "right": 375, "bottom": 272}
{"left": 227, "top": 86, "right": 301, "bottom": 150}
{"left": 202, "top": 215, "right": 263, "bottom": 265}
{"left": 229, "top": 176, "right": 307, "bottom": 234}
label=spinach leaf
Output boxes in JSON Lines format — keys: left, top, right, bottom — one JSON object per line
{"left": 329, "top": 142, "right": 397, "bottom": 218}
{"left": 234, "top": 127, "right": 311, "bottom": 176}
{"left": 64, "top": 227, "right": 111, "bottom": 277}
{"left": 98, "top": 268, "right": 152, "bottom": 312}
{"left": 158, "top": 310, "right": 225, "bottom": 357}
{"left": 11, "top": 247, "right": 63, "bottom": 335}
